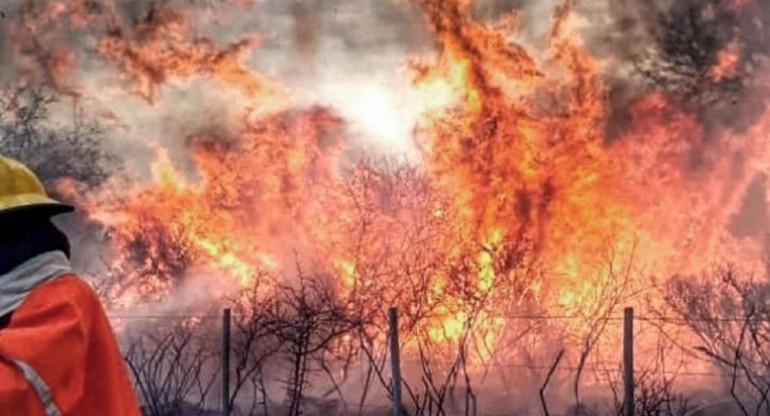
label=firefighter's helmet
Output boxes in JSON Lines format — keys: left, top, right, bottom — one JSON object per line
{"left": 0, "top": 155, "right": 73, "bottom": 216}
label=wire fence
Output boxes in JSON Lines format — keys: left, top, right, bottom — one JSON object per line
{"left": 106, "top": 307, "right": 770, "bottom": 416}
{"left": 108, "top": 312, "right": 770, "bottom": 321}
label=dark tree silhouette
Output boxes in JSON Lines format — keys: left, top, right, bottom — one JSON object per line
{"left": 0, "top": 86, "right": 118, "bottom": 194}
{"left": 123, "top": 322, "right": 220, "bottom": 416}
{"left": 664, "top": 265, "right": 770, "bottom": 416}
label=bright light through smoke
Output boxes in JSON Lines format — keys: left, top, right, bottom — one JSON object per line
{"left": 317, "top": 78, "right": 420, "bottom": 158}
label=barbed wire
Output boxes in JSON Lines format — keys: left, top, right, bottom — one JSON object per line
{"left": 107, "top": 312, "right": 770, "bottom": 322}
{"left": 109, "top": 314, "right": 220, "bottom": 320}
{"left": 398, "top": 358, "right": 738, "bottom": 378}
{"left": 112, "top": 309, "right": 768, "bottom": 414}
{"left": 107, "top": 310, "right": 770, "bottom": 381}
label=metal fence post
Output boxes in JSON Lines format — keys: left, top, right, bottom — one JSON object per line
{"left": 222, "top": 308, "right": 232, "bottom": 416}
{"left": 623, "top": 307, "right": 634, "bottom": 416}
{"left": 388, "top": 307, "right": 403, "bottom": 416}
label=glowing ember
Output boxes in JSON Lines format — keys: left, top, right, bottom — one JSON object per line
{"left": 710, "top": 40, "right": 740, "bottom": 81}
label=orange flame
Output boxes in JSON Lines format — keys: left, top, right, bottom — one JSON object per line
{"left": 21, "top": 0, "right": 770, "bottom": 367}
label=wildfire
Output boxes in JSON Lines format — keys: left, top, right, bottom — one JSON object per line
{"left": 7, "top": 0, "right": 770, "bottom": 370}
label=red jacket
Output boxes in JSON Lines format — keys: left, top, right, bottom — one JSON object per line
{"left": 0, "top": 275, "right": 141, "bottom": 415}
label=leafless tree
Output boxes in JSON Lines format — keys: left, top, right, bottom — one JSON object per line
{"left": 354, "top": 238, "right": 541, "bottom": 416}
{"left": 123, "top": 322, "right": 220, "bottom": 416}
{"left": 226, "top": 278, "right": 281, "bottom": 416}
{"left": 540, "top": 349, "right": 565, "bottom": 416}
{"left": 572, "top": 246, "right": 636, "bottom": 409}
{"left": 664, "top": 264, "right": 770, "bottom": 416}
{"left": 611, "top": 371, "right": 691, "bottom": 416}
{"left": 0, "top": 85, "right": 118, "bottom": 192}
{"left": 265, "top": 267, "right": 363, "bottom": 416}
{"left": 339, "top": 156, "right": 550, "bottom": 416}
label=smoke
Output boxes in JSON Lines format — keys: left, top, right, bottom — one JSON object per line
{"left": 0, "top": 0, "right": 433, "bottom": 168}
{"left": 254, "top": 0, "right": 431, "bottom": 157}
{"left": 559, "top": 0, "right": 770, "bottom": 255}
{"left": 1, "top": 0, "right": 768, "bottom": 292}
{"left": 584, "top": 0, "right": 769, "bottom": 124}
{"left": 6, "top": 1, "right": 770, "bottom": 413}
{"left": 3, "top": 0, "right": 767, "bottom": 155}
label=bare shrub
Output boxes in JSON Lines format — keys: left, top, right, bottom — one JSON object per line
{"left": 0, "top": 85, "right": 118, "bottom": 192}
{"left": 124, "top": 322, "right": 220, "bottom": 416}
{"left": 265, "top": 267, "right": 363, "bottom": 416}
{"left": 665, "top": 265, "right": 770, "bottom": 416}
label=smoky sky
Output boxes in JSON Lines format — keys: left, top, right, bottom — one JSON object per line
{"left": 1, "top": 0, "right": 768, "bottom": 164}
{"left": 2, "top": 0, "right": 769, "bottom": 299}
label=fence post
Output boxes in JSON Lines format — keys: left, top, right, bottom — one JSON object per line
{"left": 222, "top": 308, "right": 232, "bottom": 416}
{"left": 623, "top": 307, "right": 634, "bottom": 416}
{"left": 388, "top": 307, "right": 403, "bottom": 416}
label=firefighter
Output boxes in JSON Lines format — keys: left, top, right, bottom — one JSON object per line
{"left": 0, "top": 155, "right": 141, "bottom": 415}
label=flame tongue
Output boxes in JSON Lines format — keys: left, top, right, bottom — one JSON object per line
{"left": 410, "top": 0, "right": 627, "bottom": 312}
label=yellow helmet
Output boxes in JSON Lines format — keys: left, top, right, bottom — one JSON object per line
{"left": 0, "top": 155, "right": 73, "bottom": 216}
